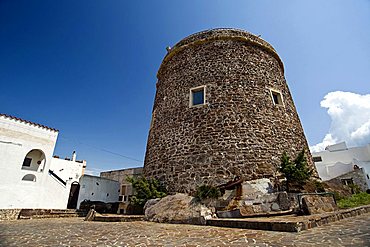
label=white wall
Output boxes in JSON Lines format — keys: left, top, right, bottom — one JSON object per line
{"left": 50, "top": 157, "right": 85, "bottom": 183}
{"left": 77, "top": 175, "right": 120, "bottom": 209}
{"left": 312, "top": 142, "right": 370, "bottom": 188}
{"left": 0, "top": 115, "right": 85, "bottom": 209}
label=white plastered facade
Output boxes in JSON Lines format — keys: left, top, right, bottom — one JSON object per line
{"left": 312, "top": 142, "right": 370, "bottom": 189}
{"left": 0, "top": 115, "right": 85, "bottom": 209}
{"left": 77, "top": 175, "right": 120, "bottom": 209}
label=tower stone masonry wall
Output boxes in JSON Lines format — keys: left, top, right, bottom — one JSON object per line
{"left": 143, "top": 28, "right": 318, "bottom": 193}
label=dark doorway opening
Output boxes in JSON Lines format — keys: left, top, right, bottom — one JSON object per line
{"left": 67, "top": 182, "right": 80, "bottom": 209}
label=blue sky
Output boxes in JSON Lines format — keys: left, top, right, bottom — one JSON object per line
{"left": 1, "top": 1, "right": 369, "bottom": 174}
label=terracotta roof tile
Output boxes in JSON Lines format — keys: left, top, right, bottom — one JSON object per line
{"left": 0, "top": 113, "right": 59, "bottom": 132}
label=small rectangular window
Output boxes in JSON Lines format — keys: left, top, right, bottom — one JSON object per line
{"left": 312, "top": 156, "right": 322, "bottom": 162}
{"left": 190, "top": 86, "right": 206, "bottom": 107}
{"left": 121, "top": 185, "right": 127, "bottom": 195}
{"left": 341, "top": 179, "right": 353, "bottom": 186}
{"left": 270, "top": 90, "right": 283, "bottom": 106}
{"left": 22, "top": 158, "right": 32, "bottom": 167}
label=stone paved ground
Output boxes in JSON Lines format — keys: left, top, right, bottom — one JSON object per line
{"left": 0, "top": 213, "right": 369, "bottom": 247}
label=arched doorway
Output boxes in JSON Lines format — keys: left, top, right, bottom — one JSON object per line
{"left": 67, "top": 182, "right": 80, "bottom": 209}
{"left": 22, "top": 149, "right": 46, "bottom": 172}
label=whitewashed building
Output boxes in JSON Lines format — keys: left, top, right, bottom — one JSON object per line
{"left": 312, "top": 142, "right": 370, "bottom": 189}
{"left": 76, "top": 175, "right": 120, "bottom": 210}
{"left": 0, "top": 114, "right": 86, "bottom": 209}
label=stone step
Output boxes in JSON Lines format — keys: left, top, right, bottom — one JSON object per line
{"left": 18, "top": 209, "right": 87, "bottom": 220}
{"left": 207, "top": 205, "right": 370, "bottom": 232}
{"left": 19, "top": 213, "right": 81, "bottom": 219}
{"left": 93, "top": 214, "right": 144, "bottom": 222}
{"left": 207, "top": 217, "right": 301, "bottom": 232}
{"left": 217, "top": 209, "right": 294, "bottom": 218}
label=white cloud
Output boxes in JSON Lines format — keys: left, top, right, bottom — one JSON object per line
{"left": 310, "top": 91, "right": 370, "bottom": 152}
{"left": 84, "top": 167, "right": 104, "bottom": 177}
{"left": 310, "top": 134, "right": 337, "bottom": 153}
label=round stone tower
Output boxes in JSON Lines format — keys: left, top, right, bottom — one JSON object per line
{"left": 144, "top": 28, "right": 317, "bottom": 193}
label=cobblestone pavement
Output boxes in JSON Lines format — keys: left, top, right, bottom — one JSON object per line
{"left": 0, "top": 213, "right": 369, "bottom": 247}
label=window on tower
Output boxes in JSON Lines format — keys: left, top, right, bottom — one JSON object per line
{"left": 190, "top": 86, "right": 206, "bottom": 107}
{"left": 270, "top": 89, "right": 283, "bottom": 106}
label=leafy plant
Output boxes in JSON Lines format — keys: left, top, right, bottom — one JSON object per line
{"left": 195, "top": 184, "right": 221, "bottom": 200}
{"left": 279, "top": 149, "right": 312, "bottom": 192}
{"left": 126, "top": 176, "right": 167, "bottom": 207}
{"left": 337, "top": 192, "right": 370, "bottom": 209}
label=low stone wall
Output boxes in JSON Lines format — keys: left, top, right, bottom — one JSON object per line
{"left": 0, "top": 209, "right": 22, "bottom": 221}
{"left": 298, "top": 205, "right": 370, "bottom": 231}
{"left": 301, "top": 195, "right": 337, "bottom": 215}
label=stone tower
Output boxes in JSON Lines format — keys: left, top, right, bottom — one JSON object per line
{"left": 144, "top": 28, "right": 317, "bottom": 193}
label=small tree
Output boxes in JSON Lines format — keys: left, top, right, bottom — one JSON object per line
{"left": 126, "top": 176, "right": 167, "bottom": 207}
{"left": 279, "top": 149, "right": 312, "bottom": 192}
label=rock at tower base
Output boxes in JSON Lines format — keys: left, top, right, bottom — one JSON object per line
{"left": 144, "top": 193, "right": 215, "bottom": 225}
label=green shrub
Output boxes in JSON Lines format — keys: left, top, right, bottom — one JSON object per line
{"left": 337, "top": 192, "right": 370, "bottom": 209}
{"left": 126, "top": 176, "right": 167, "bottom": 207}
{"left": 195, "top": 185, "right": 221, "bottom": 200}
{"left": 279, "top": 149, "right": 312, "bottom": 192}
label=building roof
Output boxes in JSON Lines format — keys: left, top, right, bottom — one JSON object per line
{"left": 0, "top": 113, "right": 59, "bottom": 132}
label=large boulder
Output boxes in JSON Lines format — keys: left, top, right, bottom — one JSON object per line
{"left": 144, "top": 198, "right": 161, "bottom": 214}
{"left": 144, "top": 193, "right": 215, "bottom": 225}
